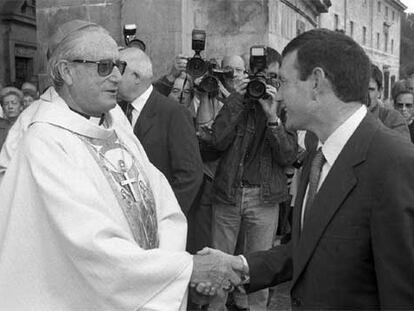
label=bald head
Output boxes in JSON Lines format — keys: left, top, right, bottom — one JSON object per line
{"left": 118, "top": 47, "right": 154, "bottom": 101}
{"left": 120, "top": 48, "right": 153, "bottom": 81}
{"left": 220, "top": 55, "right": 246, "bottom": 92}
{"left": 221, "top": 55, "right": 245, "bottom": 81}
{"left": 222, "top": 55, "right": 245, "bottom": 70}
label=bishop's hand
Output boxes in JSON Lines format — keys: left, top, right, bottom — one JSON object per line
{"left": 190, "top": 247, "right": 245, "bottom": 298}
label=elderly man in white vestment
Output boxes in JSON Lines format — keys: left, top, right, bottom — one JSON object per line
{"left": 0, "top": 20, "right": 243, "bottom": 311}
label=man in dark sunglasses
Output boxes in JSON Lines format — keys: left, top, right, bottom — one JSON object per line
{"left": 0, "top": 19, "right": 235, "bottom": 311}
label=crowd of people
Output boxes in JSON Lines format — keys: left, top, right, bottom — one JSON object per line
{"left": 0, "top": 19, "right": 414, "bottom": 311}
{"left": 0, "top": 82, "right": 38, "bottom": 149}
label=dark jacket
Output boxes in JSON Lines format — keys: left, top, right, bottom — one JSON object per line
{"left": 0, "top": 118, "right": 13, "bottom": 150}
{"left": 246, "top": 114, "right": 414, "bottom": 309}
{"left": 133, "top": 89, "right": 203, "bottom": 215}
{"left": 152, "top": 75, "right": 173, "bottom": 97}
{"left": 305, "top": 102, "right": 411, "bottom": 152}
{"left": 369, "top": 100, "right": 410, "bottom": 140}
{"left": 211, "top": 93, "right": 297, "bottom": 205}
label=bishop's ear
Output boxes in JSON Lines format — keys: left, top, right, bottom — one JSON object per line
{"left": 56, "top": 60, "right": 74, "bottom": 86}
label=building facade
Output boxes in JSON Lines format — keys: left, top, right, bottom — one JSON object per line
{"left": 319, "top": 0, "right": 407, "bottom": 101}
{"left": 34, "top": 0, "right": 331, "bottom": 90}
{"left": 0, "top": 0, "right": 37, "bottom": 88}
{"left": 2, "top": 0, "right": 407, "bottom": 99}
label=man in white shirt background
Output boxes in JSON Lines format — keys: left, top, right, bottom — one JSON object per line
{"left": 117, "top": 47, "right": 203, "bottom": 216}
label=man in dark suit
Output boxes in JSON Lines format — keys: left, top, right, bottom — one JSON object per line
{"left": 118, "top": 47, "right": 203, "bottom": 215}
{"left": 194, "top": 29, "right": 414, "bottom": 309}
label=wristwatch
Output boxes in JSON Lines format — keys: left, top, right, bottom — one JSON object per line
{"left": 267, "top": 117, "right": 281, "bottom": 127}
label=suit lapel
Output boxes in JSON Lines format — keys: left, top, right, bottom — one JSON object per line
{"left": 291, "top": 113, "right": 379, "bottom": 287}
{"left": 134, "top": 90, "right": 157, "bottom": 140}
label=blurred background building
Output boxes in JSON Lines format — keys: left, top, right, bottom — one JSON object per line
{"left": 0, "top": 0, "right": 37, "bottom": 88}
{"left": 0, "top": 0, "right": 409, "bottom": 96}
{"left": 319, "top": 0, "right": 407, "bottom": 104}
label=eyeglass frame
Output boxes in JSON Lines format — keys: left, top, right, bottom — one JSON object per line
{"left": 70, "top": 59, "right": 127, "bottom": 76}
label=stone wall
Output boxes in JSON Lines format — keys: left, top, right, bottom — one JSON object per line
{"left": 121, "top": 0, "right": 182, "bottom": 80}
{"left": 187, "top": 0, "right": 268, "bottom": 63}
{"left": 0, "top": 18, "right": 9, "bottom": 87}
{"left": 35, "top": 0, "right": 325, "bottom": 84}
{"left": 0, "top": 0, "right": 37, "bottom": 87}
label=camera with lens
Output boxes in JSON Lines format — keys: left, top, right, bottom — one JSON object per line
{"left": 198, "top": 62, "right": 234, "bottom": 93}
{"left": 186, "top": 30, "right": 234, "bottom": 93}
{"left": 186, "top": 30, "right": 208, "bottom": 78}
{"left": 246, "top": 45, "right": 279, "bottom": 100}
{"left": 123, "top": 24, "right": 146, "bottom": 51}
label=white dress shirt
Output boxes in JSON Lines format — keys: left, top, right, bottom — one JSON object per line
{"left": 130, "top": 85, "right": 153, "bottom": 128}
{"left": 301, "top": 105, "right": 367, "bottom": 229}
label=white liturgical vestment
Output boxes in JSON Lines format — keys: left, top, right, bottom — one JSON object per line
{"left": 0, "top": 87, "right": 193, "bottom": 311}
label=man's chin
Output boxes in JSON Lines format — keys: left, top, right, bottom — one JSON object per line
{"left": 285, "top": 119, "right": 303, "bottom": 132}
{"left": 94, "top": 101, "right": 117, "bottom": 115}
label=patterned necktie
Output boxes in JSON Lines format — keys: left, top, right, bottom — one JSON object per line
{"left": 303, "top": 147, "right": 326, "bottom": 227}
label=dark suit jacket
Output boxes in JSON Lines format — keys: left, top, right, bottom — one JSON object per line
{"left": 133, "top": 89, "right": 203, "bottom": 215}
{"left": 246, "top": 113, "right": 414, "bottom": 309}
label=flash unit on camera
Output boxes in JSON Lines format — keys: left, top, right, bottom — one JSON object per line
{"left": 123, "top": 24, "right": 137, "bottom": 36}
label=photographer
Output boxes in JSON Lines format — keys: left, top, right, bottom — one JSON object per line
{"left": 207, "top": 47, "right": 297, "bottom": 311}
{"left": 187, "top": 55, "right": 246, "bottom": 253}
{"left": 153, "top": 54, "right": 188, "bottom": 97}
{"left": 167, "top": 72, "right": 196, "bottom": 116}
{"left": 194, "top": 55, "right": 246, "bottom": 130}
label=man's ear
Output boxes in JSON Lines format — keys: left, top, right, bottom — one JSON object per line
{"left": 310, "top": 67, "right": 327, "bottom": 100}
{"left": 133, "top": 72, "right": 141, "bottom": 85}
{"left": 58, "top": 60, "right": 74, "bottom": 86}
{"left": 311, "top": 67, "right": 326, "bottom": 90}
{"left": 378, "top": 87, "right": 383, "bottom": 99}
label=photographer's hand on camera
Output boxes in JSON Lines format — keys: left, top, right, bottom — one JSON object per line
{"left": 217, "top": 80, "right": 231, "bottom": 98}
{"left": 259, "top": 84, "right": 280, "bottom": 124}
{"left": 233, "top": 77, "right": 249, "bottom": 96}
{"left": 166, "top": 54, "right": 188, "bottom": 83}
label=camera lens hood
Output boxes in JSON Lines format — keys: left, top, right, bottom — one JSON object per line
{"left": 187, "top": 57, "right": 209, "bottom": 78}
{"left": 247, "top": 79, "right": 267, "bottom": 99}
{"left": 199, "top": 75, "right": 220, "bottom": 93}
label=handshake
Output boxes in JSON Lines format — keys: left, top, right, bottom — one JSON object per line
{"left": 189, "top": 247, "right": 249, "bottom": 305}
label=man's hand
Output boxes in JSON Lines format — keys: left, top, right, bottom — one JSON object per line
{"left": 233, "top": 77, "right": 249, "bottom": 96}
{"left": 217, "top": 80, "right": 231, "bottom": 98}
{"left": 166, "top": 54, "right": 188, "bottom": 82}
{"left": 190, "top": 248, "right": 244, "bottom": 297}
{"left": 258, "top": 84, "right": 280, "bottom": 122}
{"left": 190, "top": 247, "right": 245, "bottom": 298}
{"left": 196, "top": 125, "right": 213, "bottom": 143}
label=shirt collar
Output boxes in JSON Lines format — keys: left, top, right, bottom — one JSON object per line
{"left": 33, "top": 86, "right": 115, "bottom": 139}
{"left": 319, "top": 105, "right": 367, "bottom": 167}
{"left": 131, "top": 85, "right": 153, "bottom": 115}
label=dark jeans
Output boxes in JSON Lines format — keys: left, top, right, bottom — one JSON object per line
{"left": 209, "top": 187, "right": 279, "bottom": 311}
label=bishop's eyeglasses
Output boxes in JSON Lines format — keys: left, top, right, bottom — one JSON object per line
{"left": 71, "top": 59, "right": 127, "bottom": 77}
